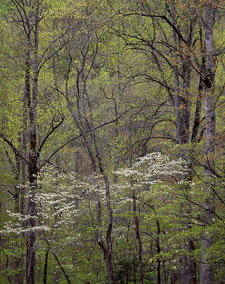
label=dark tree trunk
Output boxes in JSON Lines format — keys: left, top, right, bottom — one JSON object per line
{"left": 156, "top": 220, "right": 161, "bottom": 284}
{"left": 42, "top": 230, "right": 71, "bottom": 284}
{"left": 200, "top": 3, "right": 216, "bottom": 283}
{"left": 170, "top": 3, "right": 198, "bottom": 283}
{"left": 192, "top": 28, "right": 205, "bottom": 143}
{"left": 188, "top": 239, "right": 197, "bottom": 284}
{"left": 24, "top": 25, "right": 36, "bottom": 284}
{"left": 26, "top": 3, "right": 40, "bottom": 283}
{"left": 132, "top": 186, "right": 144, "bottom": 284}
{"left": 171, "top": 2, "right": 184, "bottom": 145}
{"left": 21, "top": 92, "right": 27, "bottom": 217}
{"left": 43, "top": 249, "right": 49, "bottom": 284}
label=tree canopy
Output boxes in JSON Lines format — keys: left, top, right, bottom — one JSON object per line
{"left": 0, "top": 0, "right": 224, "bottom": 283}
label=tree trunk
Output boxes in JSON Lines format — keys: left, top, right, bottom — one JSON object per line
{"left": 156, "top": 220, "right": 161, "bottom": 284}
{"left": 26, "top": 3, "right": 40, "bottom": 283}
{"left": 171, "top": 1, "right": 188, "bottom": 145}
{"left": 171, "top": 3, "right": 197, "bottom": 283}
{"left": 43, "top": 249, "right": 49, "bottom": 284}
{"left": 90, "top": 126, "right": 115, "bottom": 284}
{"left": 192, "top": 27, "right": 205, "bottom": 143}
{"left": 200, "top": 2, "right": 216, "bottom": 283}
{"left": 65, "top": 39, "right": 115, "bottom": 282}
{"left": 24, "top": 23, "right": 36, "bottom": 284}
{"left": 132, "top": 186, "right": 144, "bottom": 284}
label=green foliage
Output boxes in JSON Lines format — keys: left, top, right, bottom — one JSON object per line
{"left": 0, "top": 0, "right": 224, "bottom": 283}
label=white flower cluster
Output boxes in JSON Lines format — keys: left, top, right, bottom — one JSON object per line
{"left": 115, "top": 152, "right": 186, "bottom": 182}
{"left": 1, "top": 167, "right": 109, "bottom": 236}
{"left": 112, "top": 153, "right": 187, "bottom": 208}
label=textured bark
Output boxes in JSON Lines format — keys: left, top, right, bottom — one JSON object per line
{"left": 26, "top": 3, "right": 40, "bottom": 283}
{"left": 171, "top": 0, "right": 190, "bottom": 145}
{"left": 192, "top": 28, "right": 205, "bottom": 143}
{"left": 18, "top": 92, "right": 27, "bottom": 283}
{"left": 21, "top": 89, "right": 27, "bottom": 217}
{"left": 25, "top": 26, "right": 36, "bottom": 284}
{"left": 191, "top": 74, "right": 204, "bottom": 143}
{"left": 4, "top": 1, "right": 66, "bottom": 282}
{"left": 200, "top": 3, "right": 216, "bottom": 283}
{"left": 171, "top": 3, "right": 197, "bottom": 283}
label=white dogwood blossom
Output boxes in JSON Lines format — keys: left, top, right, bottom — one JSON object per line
{"left": 1, "top": 166, "right": 107, "bottom": 236}
{"left": 115, "top": 152, "right": 186, "bottom": 182}
{"left": 111, "top": 152, "right": 187, "bottom": 212}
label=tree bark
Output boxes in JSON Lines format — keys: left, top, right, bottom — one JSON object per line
{"left": 192, "top": 28, "right": 205, "bottom": 143}
{"left": 132, "top": 185, "right": 144, "bottom": 284}
{"left": 171, "top": 3, "right": 197, "bottom": 283}
{"left": 26, "top": 2, "right": 40, "bottom": 283}
{"left": 64, "top": 33, "right": 116, "bottom": 283}
{"left": 43, "top": 249, "right": 49, "bottom": 284}
{"left": 171, "top": 0, "right": 190, "bottom": 145}
{"left": 200, "top": 2, "right": 216, "bottom": 283}
{"left": 156, "top": 220, "right": 161, "bottom": 284}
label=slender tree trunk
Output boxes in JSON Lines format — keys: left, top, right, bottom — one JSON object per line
{"left": 132, "top": 186, "right": 144, "bottom": 284}
{"left": 26, "top": 3, "right": 40, "bottom": 283}
{"left": 90, "top": 122, "right": 115, "bottom": 283}
{"left": 14, "top": 150, "right": 25, "bottom": 284}
{"left": 68, "top": 107, "right": 116, "bottom": 283}
{"left": 188, "top": 239, "right": 197, "bottom": 284}
{"left": 156, "top": 220, "right": 161, "bottom": 284}
{"left": 42, "top": 230, "right": 71, "bottom": 284}
{"left": 65, "top": 46, "right": 115, "bottom": 282}
{"left": 171, "top": 3, "right": 197, "bottom": 283}
{"left": 21, "top": 67, "right": 28, "bottom": 217}
{"left": 171, "top": 1, "right": 185, "bottom": 145}
{"left": 192, "top": 28, "right": 205, "bottom": 143}
{"left": 15, "top": 33, "right": 29, "bottom": 284}
{"left": 200, "top": 2, "right": 216, "bottom": 283}
{"left": 43, "top": 249, "right": 49, "bottom": 284}
{"left": 24, "top": 23, "right": 36, "bottom": 284}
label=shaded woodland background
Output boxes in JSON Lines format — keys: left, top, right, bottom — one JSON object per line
{"left": 0, "top": 0, "right": 224, "bottom": 283}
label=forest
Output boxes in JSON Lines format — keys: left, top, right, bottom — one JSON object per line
{"left": 0, "top": 0, "right": 224, "bottom": 283}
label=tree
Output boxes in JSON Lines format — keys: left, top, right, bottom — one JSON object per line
{"left": 0, "top": 0, "right": 67, "bottom": 282}
{"left": 0, "top": 0, "right": 224, "bottom": 283}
